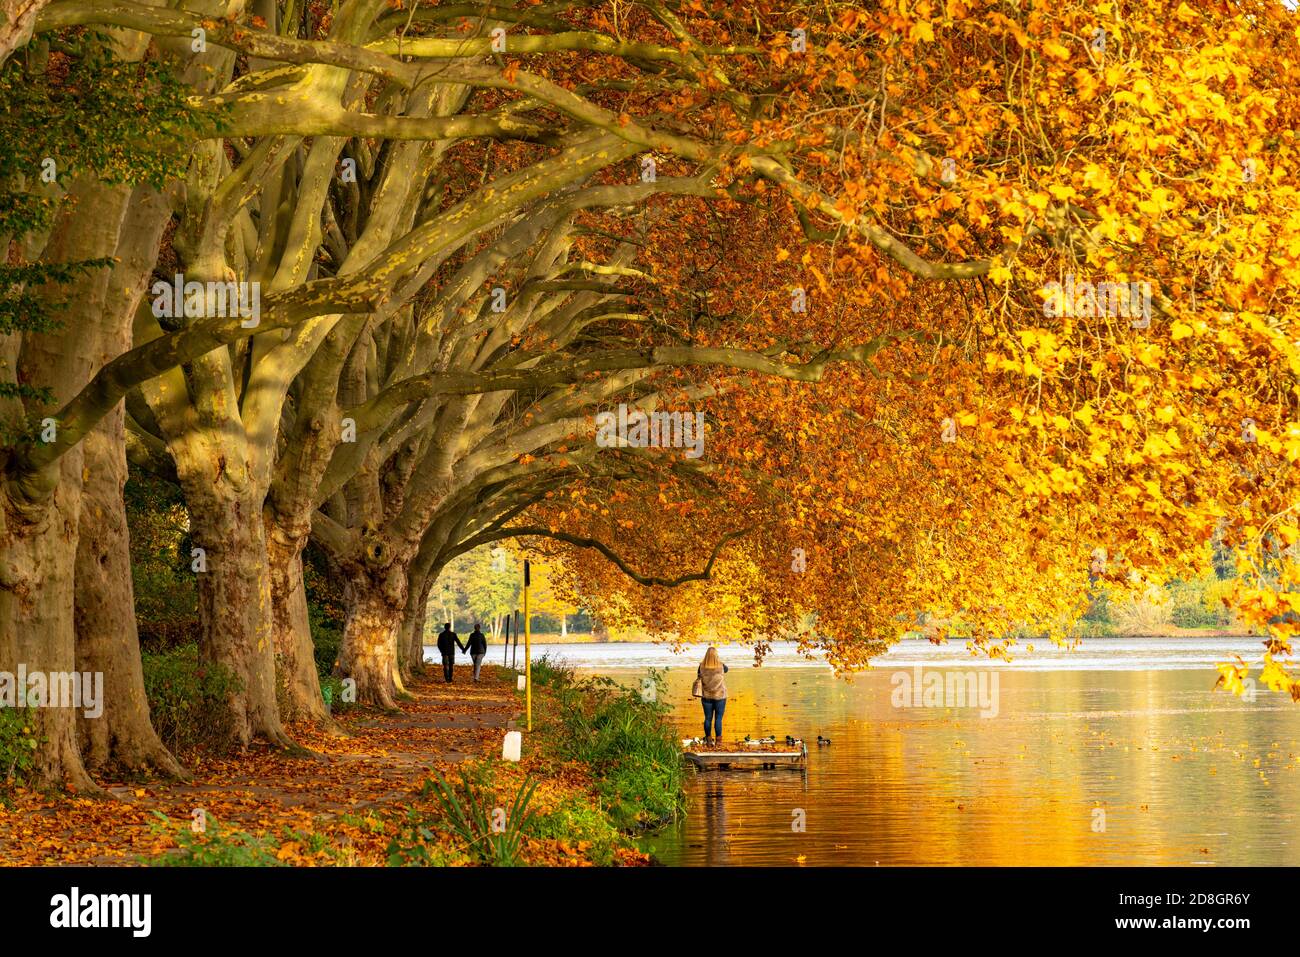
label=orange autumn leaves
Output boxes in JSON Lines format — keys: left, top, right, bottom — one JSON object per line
{"left": 497, "top": 1, "right": 1298, "bottom": 695}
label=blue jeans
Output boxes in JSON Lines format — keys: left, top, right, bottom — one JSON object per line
{"left": 702, "top": 697, "right": 726, "bottom": 739}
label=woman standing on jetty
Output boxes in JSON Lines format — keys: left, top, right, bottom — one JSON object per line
{"left": 696, "top": 647, "right": 729, "bottom": 745}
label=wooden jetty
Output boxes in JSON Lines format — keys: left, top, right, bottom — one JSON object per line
{"left": 682, "top": 740, "right": 807, "bottom": 770}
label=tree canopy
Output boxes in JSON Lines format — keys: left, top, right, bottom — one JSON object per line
{"left": 0, "top": 0, "right": 1296, "bottom": 790}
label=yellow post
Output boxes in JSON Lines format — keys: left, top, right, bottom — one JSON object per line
{"left": 524, "top": 559, "right": 532, "bottom": 732}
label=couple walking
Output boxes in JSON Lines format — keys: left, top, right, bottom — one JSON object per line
{"left": 436, "top": 622, "right": 488, "bottom": 682}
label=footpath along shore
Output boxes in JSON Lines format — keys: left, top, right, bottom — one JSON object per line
{"left": 0, "top": 663, "right": 675, "bottom": 866}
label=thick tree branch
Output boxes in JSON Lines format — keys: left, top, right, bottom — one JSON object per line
{"left": 350, "top": 332, "right": 926, "bottom": 424}
{"left": 460, "top": 525, "right": 750, "bottom": 588}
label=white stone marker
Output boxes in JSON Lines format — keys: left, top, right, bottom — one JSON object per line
{"left": 502, "top": 730, "right": 522, "bottom": 762}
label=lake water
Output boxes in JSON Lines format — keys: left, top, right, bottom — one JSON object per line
{"left": 537, "top": 638, "right": 1300, "bottom": 866}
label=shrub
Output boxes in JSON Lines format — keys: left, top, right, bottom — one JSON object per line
{"left": 528, "top": 652, "right": 568, "bottom": 688}
{"left": 141, "top": 644, "right": 243, "bottom": 753}
{"left": 1169, "top": 576, "right": 1233, "bottom": 629}
{"left": 1171, "top": 601, "right": 1219, "bottom": 629}
{"left": 1203, "top": 577, "right": 1245, "bottom": 629}
{"left": 387, "top": 766, "right": 538, "bottom": 866}
{"left": 318, "top": 675, "right": 356, "bottom": 714}
{"left": 309, "top": 601, "right": 344, "bottom": 680}
{"left": 0, "top": 708, "right": 41, "bottom": 791}
{"left": 303, "top": 542, "right": 347, "bottom": 681}
{"left": 384, "top": 810, "right": 469, "bottom": 867}
{"left": 1109, "top": 583, "right": 1172, "bottom": 632}
{"left": 124, "top": 466, "right": 198, "bottom": 652}
{"left": 303, "top": 601, "right": 357, "bottom": 713}
{"left": 1082, "top": 588, "right": 1113, "bottom": 624}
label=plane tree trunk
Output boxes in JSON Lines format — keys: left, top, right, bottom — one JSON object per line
{"left": 337, "top": 557, "right": 410, "bottom": 710}
{"left": 0, "top": 461, "right": 99, "bottom": 792}
{"left": 181, "top": 482, "right": 294, "bottom": 749}
{"left": 74, "top": 183, "right": 183, "bottom": 779}
{"left": 74, "top": 402, "right": 185, "bottom": 779}
{"left": 0, "top": 179, "right": 133, "bottom": 792}
{"left": 396, "top": 570, "right": 431, "bottom": 683}
{"left": 267, "top": 522, "right": 331, "bottom": 724}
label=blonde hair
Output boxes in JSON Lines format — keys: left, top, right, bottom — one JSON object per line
{"left": 701, "top": 646, "right": 721, "bottom": 669}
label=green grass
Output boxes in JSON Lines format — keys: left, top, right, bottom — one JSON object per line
{"left": 530, "top": 796, "right": 623, "bottom": 865}
{"left": 147, "top": 812, "right": 284, "bottom": 866}
{"left": 534, "top": 661, "right": 686, "bottom": 831}
{"left": 145, "top": 812, "right": 346, "bottom": 866}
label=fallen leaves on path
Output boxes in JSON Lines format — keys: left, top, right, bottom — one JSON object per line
{"left": 0, "top": 666, "right": 648, "bottom": 867}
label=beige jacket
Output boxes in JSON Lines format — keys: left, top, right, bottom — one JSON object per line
{"left": 697, "top": 664, "right": 728, "bottom": 700}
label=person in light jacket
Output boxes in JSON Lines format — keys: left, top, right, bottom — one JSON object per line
{"left": 467, "top": 623, "right": 488, "bottom": 681}
{"left": 698, "top": 646, "right": 729, "bottom": 744}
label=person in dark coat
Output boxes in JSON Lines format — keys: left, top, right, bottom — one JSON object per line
{"left": 467, "top": 623, "right": 488, "bottom": 681}
{"left": 436, "top": 623, "right": 462, "bottom": 682}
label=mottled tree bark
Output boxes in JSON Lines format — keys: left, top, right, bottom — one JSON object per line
{"left": 185, "top": 487, "right": 293, "bottom": 748}
{"left": 135, "top": 122, "right": 299, "bottom": 752}
{"left": 75, "top": 184, "right": 183, "bottom": 779}
{"left": 267, "top": 523, "right": 331, "bottom": 724}
{"left": 74, "top": 402, "right": 185, "bottom": 778}
{"left": 0, "top": 0, "right": 52, "bottom": 65}
{"left": 337, "top": 561, "right": 409, "bottom": 709}
{"left": 0, "top": 179, "right": 131, "bottom": 792}
{"left": 0, "top": 456, "right": 97, "bottom": 792}
{"left": 396, "top": 570, "right": 431, "bottom": 683}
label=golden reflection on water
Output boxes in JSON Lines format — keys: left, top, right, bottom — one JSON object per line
{"left": 644, "top": 667, "right": 1300, "bottom": 866}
